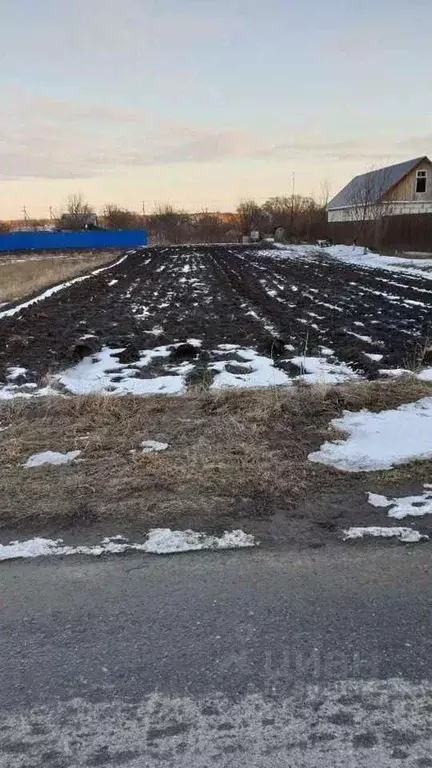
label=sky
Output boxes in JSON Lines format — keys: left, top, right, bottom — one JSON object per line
{"left": 1, "top": 0, "right": 432, "bottom": 218}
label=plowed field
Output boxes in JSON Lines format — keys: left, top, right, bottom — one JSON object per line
{"left": 1, "top": 244, "right": 431, "bottom": 395}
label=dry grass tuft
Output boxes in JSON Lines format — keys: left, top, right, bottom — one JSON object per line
{"left": 200, "top": 376, "right": 432, "bottom": 420}
{"left": 0, "top": 252, "right": 116, "bottom": 302}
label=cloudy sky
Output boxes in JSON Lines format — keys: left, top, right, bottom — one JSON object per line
{"left": 1, "top": 0, "right": 431, "bottom": 217}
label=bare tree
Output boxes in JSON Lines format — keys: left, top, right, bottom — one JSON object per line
{"left": 192, "top": 210, "right": 227, "bottom": 243}
{"left": 236, "top": 199, "right": 263, "bottom": 234}
{"left": 102, "top": 204, "right": 142, "bottom": 230}
{"left": 346, "top": 166, "right": 395, "bottom": 248}
{"left": 261, "top": 196, "right": 292, "bottom": 219}
{"left": 318, "top": 180, "right": 330, "bottom": 209}
{"left": 147, "top": 204, "right": 191, "bottom": 244}
{"left": 261, "top": 195, "right": 326, "bottom": 241}
{"left": 58, "top": 194, "right": 96, "bottom": 231}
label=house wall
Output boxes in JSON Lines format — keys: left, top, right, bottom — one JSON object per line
{"left": 328, "top": 200, "right": 432, "bottom": 223}
{"left": 384, "top": 160, "right": 432, "bottom": 202}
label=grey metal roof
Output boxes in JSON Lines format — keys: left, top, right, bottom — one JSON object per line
{"left": 328, "top": 157, "right": 429, "bottom": 210}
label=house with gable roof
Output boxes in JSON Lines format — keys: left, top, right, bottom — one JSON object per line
{"left": 327, "top": 157, "right": 432, "bottom": 223}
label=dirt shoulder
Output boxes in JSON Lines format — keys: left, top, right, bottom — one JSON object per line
{"left": 1, "top": 378, "right": 431, "bottom": 547}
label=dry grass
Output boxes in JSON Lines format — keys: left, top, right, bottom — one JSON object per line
{"left": 1, "top": 377, "right": 431, "bottom": 535}
{"left": 0, "top": 252, "right": 117, "bottom": 302}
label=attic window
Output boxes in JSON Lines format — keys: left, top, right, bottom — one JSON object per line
{"left": 416, "top": 170, "right": 427, "bottom": 194}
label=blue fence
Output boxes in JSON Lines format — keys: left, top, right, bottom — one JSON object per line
{"left": 0, "top": 229, "right": 148, "bottom": 253}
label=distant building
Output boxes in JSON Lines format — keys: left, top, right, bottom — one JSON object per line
{"left": 328, "top": 156, "right": 432, "bottom": 223}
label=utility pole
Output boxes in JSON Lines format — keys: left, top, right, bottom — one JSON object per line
{"left": 22, "top": 205, "right": 30, "bottom": 222}
{"left": 291, "top": 172, "right": 296, "bottom": 232}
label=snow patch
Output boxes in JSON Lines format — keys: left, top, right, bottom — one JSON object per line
{"left": 141, "top": 440, "right": 169, "bottom": 454}
{"left": 290, "top": 356, "right": 359, "bottom": 384}
{"left": 347, "top": 331, "right": 374, "bottom": 344}
{"left": 0, "top": 384, "right": 60, "bottom": 401}
{"left": 57, "top": 344, "right": 197, "bottom": 396}
{"left": 418, "top": 368, "right": 432, "bottom": 382}
{"left": 379, "top": 368, "right": 411, "bottom": 378}
{"left": 6, "top": 366, "right": 27, "bottom": 381}
{"left": 324, "top": 245, "right": 432, "bottom": 280}
{"left": 269, "top": 243, "right": 432, "bottom": 279}
{"left": 367, "top": 487, "right": 432, "bottom": 519}
{"left": 342, "top": 527, "right": 427, "bottom": 543}
{"left": 368, "top": 493, "right": 392, "bottom": 508}
{"left": 0, "top": 538, "right": 63, "bottom": 560}
{"left": 211, "top": 347, "right": 292, "bottom": 389}
{"left": 143, "top": 528, "right": 255, "bottom": 554}
{"left": 24, "top": 450, "right": 81, "bottom": 468}
{"left": 0, "top": 529, "right": 256, "bottom": 561}
{"left": 308, "top": 397, "right": 432, "bottom": 472}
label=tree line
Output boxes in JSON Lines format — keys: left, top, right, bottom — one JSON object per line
{"left": 1, "top": 193, "right": 329, "bottom": 244}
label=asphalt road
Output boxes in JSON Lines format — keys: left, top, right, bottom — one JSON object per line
{"left": 0, "top": 545, "right": 431, "bottom": 767}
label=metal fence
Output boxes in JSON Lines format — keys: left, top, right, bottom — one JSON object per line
{"left": 0, "top": 229, "right": 148, "bottom": 253}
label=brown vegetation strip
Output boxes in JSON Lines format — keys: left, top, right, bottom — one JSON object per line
{"left": 1, "top": 378, "right": 431, "bottom": 538}
{"left": 0, "top": 252, "right": 116, "bottom": 302}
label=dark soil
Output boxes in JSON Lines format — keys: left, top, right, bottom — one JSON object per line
{"left": 0, "top": 244, "right": 431, "bottom": 384}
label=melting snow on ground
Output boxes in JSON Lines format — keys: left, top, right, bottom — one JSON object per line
{"left": 270, "top": 243, "right": 432, "bottom": 279}
{"left": 342, "top": 526, "right": 427, "bottom": 543}
{"left": 6, "top": 366, "right": 27, "bottom": 381}
{"left": 379, "top": 368, "right": 411, "bottom": 378}
{"left": 140, "top": 440, "right": 169, "bottom": 454}
{"left": 368, "top": 485, "right": 432, "bottom": 519}
{"left": 322, "top": 245, "right": 432, "bottom": 279}
{"left": 289, "top": 356, "right": 359, "bottom": 384}
{"left": 0, "top": 529, "right": 256, "bottom": 561}
{"left": 23, "top": 450, "right": 81, "bottom": 468}
{"left": 418, "top": 368, "right": 432, "bottom": 382}
{"left": 0, "top": 383, "right": 59, "bottom": 400}
{"left": 1, "top": 345, "right": 361, "bottom": 397}
{"left": 211, "top": 346, "right": 292, "bottom": 389}
{"left": 308, "top": 397, "right": 432, "bottom": 471}
{"left": 210, "top": 347, "right": 359, "bottom": 389}
{"left": 57, "top": 344, "right": 196, "bottom": 396}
